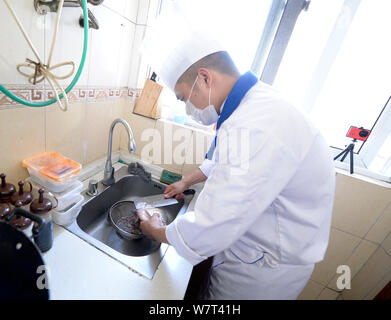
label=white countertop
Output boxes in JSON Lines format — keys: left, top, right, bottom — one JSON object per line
{"left": 41, "top": 158, "right": 201, "bottom": 300}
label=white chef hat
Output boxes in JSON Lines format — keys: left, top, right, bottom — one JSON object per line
{"left": 141, "top": 2, "right": 226, "bottom": 92}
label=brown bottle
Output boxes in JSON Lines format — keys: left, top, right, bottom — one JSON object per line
{"left": 0, "top": 203, "right": 11, "bottom": 220}
{"left": 9, "top": 200, "right": 32, "bottom": 230}
{"left": 10, "top": 180, "right": 33, "bottom": 206}
{"left": 30, "top": 188, "right": 58, "bottom": 221}
{"left": 30, "top": 189, "right": 57, "bottom": 240}
{"left": 0, "top": 173, "right": 16, "bottom": 203}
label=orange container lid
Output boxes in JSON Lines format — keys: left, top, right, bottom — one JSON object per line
{"left": 39, "top": 159, "right": 81, "bottom": 182}
{"left": 22, "top": 152, "right": 66, "bottom": 170}
{"left": 22, "top": 152, "right": 81, "bottom": 182}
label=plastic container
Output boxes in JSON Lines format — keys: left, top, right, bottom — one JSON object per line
{"left": 26, "top": 177, "right": 83, "bottom": 211}
{"left": 51, "top": 194, "right": 84, "bottom": 226}
{"left": 22, "top": 152, "right": 81, "bottom": 193}
{"left": 28, "top": 173, "right": 77, "bottom": 193}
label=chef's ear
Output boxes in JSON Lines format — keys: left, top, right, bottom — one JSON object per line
{"left": 197, "top": 68, "right": 213, "bottom": 88}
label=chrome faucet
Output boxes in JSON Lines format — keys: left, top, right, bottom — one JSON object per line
{"left": 102, "top": 118, "right": 136, "bottom": 186}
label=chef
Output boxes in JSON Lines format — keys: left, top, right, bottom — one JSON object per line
{"left": 137, "top": 8, "right": 336, "bottom": 300}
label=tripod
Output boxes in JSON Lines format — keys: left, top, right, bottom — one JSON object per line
{"left": 334, "top": 139, "right": 356, "bottom": 174}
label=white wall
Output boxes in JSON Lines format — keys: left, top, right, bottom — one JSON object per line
{"left": 0, "top": 0, "right": 141, "bottom": 88}
{"left": 0, "top": 0, "right": 148, "bottom": 182}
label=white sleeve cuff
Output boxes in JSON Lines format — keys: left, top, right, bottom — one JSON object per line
{"left": 199, "top": 158, "right": 216, "bottom": 178}
{"left": 165, "top": 217, "right": 208, "bottom": 266}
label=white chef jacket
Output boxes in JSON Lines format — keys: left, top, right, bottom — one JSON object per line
{"left": 165, "top": 81, "right": 336, "bottom": 299}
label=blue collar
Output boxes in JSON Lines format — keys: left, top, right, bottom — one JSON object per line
{"left": 206, "top": 71, "right": 258, "bottom": 160}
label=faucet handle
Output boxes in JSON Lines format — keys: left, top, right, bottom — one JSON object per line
{"left": 87, "top": 179, "right": 99, "bottom": 196}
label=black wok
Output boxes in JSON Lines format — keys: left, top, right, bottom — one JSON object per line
{"left": 0, "top": 221, "right": 49, "bottom": 300}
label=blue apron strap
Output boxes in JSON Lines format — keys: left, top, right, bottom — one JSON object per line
{"left": 206, "top": 136, "right": 217, "bottom": 160}
{"left": 205, "top": 71, "right": 258, "bottom": 160}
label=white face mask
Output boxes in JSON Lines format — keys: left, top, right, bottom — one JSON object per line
{"left": 185, "top": 75, "right": 219, "bottom": 125}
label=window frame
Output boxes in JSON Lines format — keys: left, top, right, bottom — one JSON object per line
{"left": 359, "top": 97, "right": 391, "bottom": 168}
{"left": 153, "top": 0, "right": 391, "bottom": 183}
{"left": 257, "top": 0, "right": 391, "bottom": 183}
{"left": 257, "top": 0, "right": 310, "bottom": 84}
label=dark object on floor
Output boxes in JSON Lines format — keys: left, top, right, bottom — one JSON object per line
{"left": 184, "top": 256, "right": 214, "bottom": 300}
{"left": 374, "top": 280, "right": 391, "bottom": 300}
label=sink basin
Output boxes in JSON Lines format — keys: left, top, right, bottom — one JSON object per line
{"left": 65, "top": 165, "right": 194, "bottom": 279}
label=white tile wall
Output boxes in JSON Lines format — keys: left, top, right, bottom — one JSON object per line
{"left": 116, "top": 22, "right": 136, "bottom": 87}
{"left": 44, "top": 7, "right": 92, "bottom": 87}
{"left": 0, "top": 0, "right": 141, "bottom": 89}
{"left": 127, "top": 24, "right": 147, "bottom": 88}
{"left": 0, "top": 0, "right": 45, "bottom": 84}
{"left": 87, "top": 6, "right": 130, "bottom": 87}
{"left": 104, "top": 0, "right": 139, "bottom": 24}
{"left": 0, "top": 0, "right": 147, "bottom": 181}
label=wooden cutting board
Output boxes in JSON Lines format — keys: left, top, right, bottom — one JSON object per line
{"left": 133, "top": 78, "right": 163, "bottom": 119}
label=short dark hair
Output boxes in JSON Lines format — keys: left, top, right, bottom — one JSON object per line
{"left": 177, "top": 51, "right": 240, "bottom": 85}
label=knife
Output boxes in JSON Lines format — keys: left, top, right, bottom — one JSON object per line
{"left": 133, "top": 189, "right": 195, "bottom": 210}
{"left": 133, "top": 194, "right": 177, "bottom": 210}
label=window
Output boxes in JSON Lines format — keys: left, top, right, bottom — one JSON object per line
{"left": 151, "top": 0, "right": 391, "bottom": 181}
{"left": 271, "top": 0, "right": 391, "bottom": 181}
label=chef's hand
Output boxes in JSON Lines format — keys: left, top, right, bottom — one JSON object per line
{"left": 136, "top": 209, "right": 168, "bottom": 244}
{"left": 164, "top": 180, "right": 188, "bottom": 200}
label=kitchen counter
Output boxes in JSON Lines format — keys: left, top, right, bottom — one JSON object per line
{"left": 41, "top": 158, "right": 202, "bottom": 300}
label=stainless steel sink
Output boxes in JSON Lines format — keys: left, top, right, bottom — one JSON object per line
{"left": 65, "top": 165, "right": 194, "bottom": 279}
